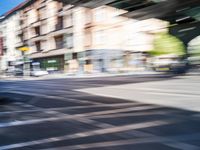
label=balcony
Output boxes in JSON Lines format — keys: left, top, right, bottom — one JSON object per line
{"left": 84, "top": 22, "right": 95, "bottom": 29}
{"left": 55, "top": 23, "right": 63, "bottom": 31}
{"left": 36, "top": 2, "right": 46, "bottom": 9}
{"left": 31, "top": 21, "right": 41, "bottom": 27}
{"left": 16, "top": 29, "right": 23, "bottom": 35}
{"left": 15, "top": 41, "right": 24, "bottom": 48}
{"left": 30, "top": 35, "right": 46, "bottom": 43}
{"left": 47, "top": 27, "right": 73, "bottom": 38}
{"left": 56, "top": 42, "right": 65, "bottom": 50}
{"left": 21, "top": 23, "right": 28, "bottom": 29}
{"left": 55, "top": 35, "right": 64, "bottom": 49}
{"left": 35, "top": 41, "right": 42, "bottom": 52}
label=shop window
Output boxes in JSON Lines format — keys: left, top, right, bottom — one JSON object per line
{"left": 72, "top": 53, "right": 77, "bottom": 59}
{"left": 86, "top": 59, "right": 92, "bottom": 65}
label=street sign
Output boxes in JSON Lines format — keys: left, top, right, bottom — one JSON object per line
{"left": 18, "top": 47, "right": 30, "bottom": 51}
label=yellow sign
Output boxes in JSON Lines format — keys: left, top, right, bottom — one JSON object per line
{"left": 18, "top": 47, "right": 30, "bottom": 51}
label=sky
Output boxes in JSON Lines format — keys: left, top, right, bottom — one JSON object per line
{"left": 0, "top": 0, "right": 24, "bottom": 15}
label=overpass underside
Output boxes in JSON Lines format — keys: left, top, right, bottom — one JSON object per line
{"left": 58, "top": 0, "right": 200, "bottom": 46}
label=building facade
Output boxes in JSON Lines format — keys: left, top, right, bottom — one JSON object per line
{"left": 17, "top": 0, "right": 73, "bottom": 73}
{"left": 0, "top": 0, "right": 169, "bottom": 74}
{"left": 69, "top": 6, "right": 168, "bottom": 73}
{"left": 0, "top": 11, "right": 23, "bottom": 71}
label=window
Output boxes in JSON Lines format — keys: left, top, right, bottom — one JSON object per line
{"left": 55, "top": 35, "right": 64, "bottom": 49}
{"left": 55, "top": 16, "right": 63, "bottom": 30}
{"left": 19, "top": 33, "right": 24, "bottom": 42}
{"left": 3, "top": 48, "right": 7, "bottom": 54}
{"left": 66, "top": 34, "right": 73, "bottom": 49}
{"left": 35, "top": 26, "right": 40, "bottom": 36}
{"left": 38, "top": 7, "right": 46, "bottom": 20}
{"left": 35, "top": 41, "right": 41, "bottom": 51}
{"left": 19, "top": 20, "right": 23, "bottom": 25}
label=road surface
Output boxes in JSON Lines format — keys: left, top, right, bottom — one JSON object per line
{"left": 0, "top": 74, "right": 200, "bottom": 150}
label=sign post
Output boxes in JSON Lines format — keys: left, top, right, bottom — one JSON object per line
{"left": 17, "top": 46, "right": 31, "bottom": 76}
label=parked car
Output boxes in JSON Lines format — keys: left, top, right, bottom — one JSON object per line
{"left": 5, "top": 68, "right": 23, "bottom": 76}
{"left": 151, "top": 55, "right": 188, "bottom": 74}
{"left": 30, "top": 69, "right": 49, "bottom": 77}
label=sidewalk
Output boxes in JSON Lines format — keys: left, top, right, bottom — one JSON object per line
{"left": 77, "top": 75, "right": 200, "bottom": 112}
{"left": 0, "top": 71, "right": 161, "bottom": 81}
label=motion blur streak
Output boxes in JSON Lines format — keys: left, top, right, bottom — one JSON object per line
{"left": 0, "top": 0, "right": 200, "bottom": 150}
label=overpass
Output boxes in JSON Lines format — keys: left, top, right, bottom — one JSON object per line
{"left": 57, "top": 0, "right": 200, "bottom": 47}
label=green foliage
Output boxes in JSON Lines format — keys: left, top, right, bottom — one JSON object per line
{"left": 150, "top": 33, "right": 186, "bottom": 56}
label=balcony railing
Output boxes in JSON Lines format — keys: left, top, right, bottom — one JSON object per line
{"left": 55, "top": 23, "right": 63, "bottom": 31}
{"left": 55, "top": 42, "right": 64, "bottom": 49}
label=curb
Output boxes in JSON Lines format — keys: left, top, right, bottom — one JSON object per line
{"left": 0, "top": 72, "right": 163, "bottom": 81}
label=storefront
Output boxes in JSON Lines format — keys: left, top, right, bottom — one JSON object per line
{"left": 33, "top": 55, "right": 65, "bottom": 73}
{"left": 64, "top": 50, "right": 125, "bottom": 74}
{"left": 64, "top": 50, "right": 150, "bottom": 74}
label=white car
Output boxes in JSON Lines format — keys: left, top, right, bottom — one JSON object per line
{"left": 30, "top": 69, "right": 49, "bottom": 77}
{"left": 151, "top": 54, "right": 188, "bottom": 73}
{"left": 6, "top": 68, "right": 23, "bottom": 76}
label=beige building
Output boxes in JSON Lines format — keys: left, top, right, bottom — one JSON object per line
{"left": 0, "top": 0, "right": 169, "bottom": 74}
{"left": 69, "top": 6, "right": 168, "bottom": 73}
{"left": 17, "top": 0, "right": 73, "bottom": 72}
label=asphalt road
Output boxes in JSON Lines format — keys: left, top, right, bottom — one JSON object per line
{"left": 0, "top": 74, "right": 200, "bottom": 150}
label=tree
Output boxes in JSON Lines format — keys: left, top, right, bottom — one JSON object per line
{"left": 149, "top": 32, "right": 186, "bottom": 57}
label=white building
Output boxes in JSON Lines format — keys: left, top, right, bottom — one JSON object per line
{"left": 0, "top": 11, "right": 23, "bottom": 71}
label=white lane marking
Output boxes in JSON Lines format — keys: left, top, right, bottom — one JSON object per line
{"left": 89, "top": 110, "right": 174, "bottom": 119}
{"left": 145, "top": 91, "right": 200, "bottom": 98}
{"left": 0, "top": 120, "right": 172, "bottom": 150}
{"left": 117, "top": 86, "right": 200, "bottom": 97}
{"left": 74, "top": 116, "right": 200, "bottom": 150}
{"left": 0, "top": 105, "right": 159, "bottom": 128}
{"left": 0, "top": 91, "right": 101, "bottom": 105}
{"left": 41, "top": 133, "right": 200, "bottom": 150}
{"left": 0, "top": 102, "right": 137, "bottom": 115}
